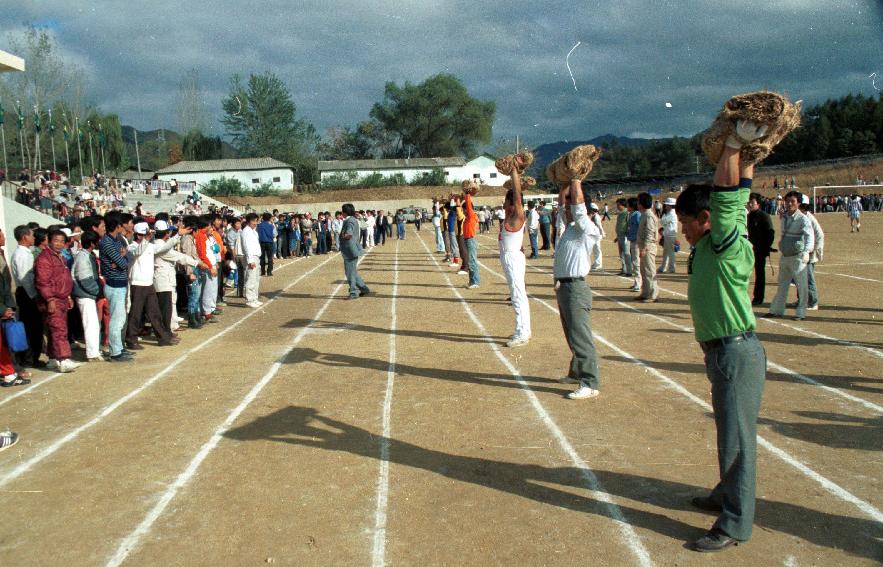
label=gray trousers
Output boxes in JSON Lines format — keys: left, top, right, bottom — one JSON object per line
{"left": 806, "top": 262, "right": 818, "bottom": 307}
{"left": 344, "top": 257, "right": 369, "bottom": 297}
{"left": 555, "top": 279, "right": 600, "bottom": 389}
{"left": 617, "top": 236, "right": 633, "bottom": 275}
{"left": 639, "top": 245, "right": 658, "bottom": 300}
{"left": 703, "top": 334, "right": 766, "bottom": 541}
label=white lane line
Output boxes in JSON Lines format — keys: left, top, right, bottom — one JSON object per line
{"left": 478, "top": 235, "right": 883, "bottom": 360}
{"left": 821, "top": 261, "right": 883, "bottom": 267}
{"left": 476, "top": 254, "right": 883, "bottom": 525}
{"left": 106, "top": 262, "right": 355, "bottom": 567}
{"left": 514, "top": 261, "right": 883, "bottom": 415}
{"left": 0, "top": 254, "right": 335, "bottom": 488}
{"left": 419, "top": 234, "right": 655, "bottom": 567}
{"left": 0, "top": 372, "right": 63, "bottom": 408}
{"left": 372, "top": 240, "right": 399, "bottom": 567}
{"left": 0, "top": 257, "right": 302, "bottom": 411}
{"left": 814, "top": 271, "right": 883, "bottom": 284}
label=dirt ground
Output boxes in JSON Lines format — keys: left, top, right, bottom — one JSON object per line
{"left": 0, "top": 213, "right": 880, "bottom": 566}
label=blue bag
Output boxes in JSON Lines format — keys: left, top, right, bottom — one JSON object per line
{"left": 2, "top": 315, "right": 29, "bottom": 353}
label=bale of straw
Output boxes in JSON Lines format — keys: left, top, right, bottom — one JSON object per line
{"left": 515, "top": 150, "right": 534, "bottom": 172}
{"left": 702, "top": 91, "right": 802, "bottom": 165}
{"left": 502, "top": 176, "right": 537, "bottom": 190}
{"left": 545, "top": 144, "right": 602, "bottom": 183}
{"left": 495, "top": 150, "right": 535, "bottom": 176}
{"left": 495, "top": 155, "right": 517, "bottom": 175}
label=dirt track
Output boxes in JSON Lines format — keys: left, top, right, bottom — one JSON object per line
{"left": 0, "top": 213, "right": 880, "bottom": 566}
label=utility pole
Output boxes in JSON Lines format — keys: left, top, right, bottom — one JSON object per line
{"left": 134, "top": 128, "right": 142, "bottom": 181}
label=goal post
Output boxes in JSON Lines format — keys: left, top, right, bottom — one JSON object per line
{"left": 811, "top": 185, "right": 883, "bottom": 213}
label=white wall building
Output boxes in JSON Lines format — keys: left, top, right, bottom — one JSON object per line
{"left": 155, "top": 157, "right": 294, "bottom": 190}
{"left": 318, "top": 154, "right": 509, "bottom": 187}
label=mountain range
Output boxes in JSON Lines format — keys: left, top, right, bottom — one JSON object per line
{"left": 527, "top": 134, "right": 653, "bottom": 176}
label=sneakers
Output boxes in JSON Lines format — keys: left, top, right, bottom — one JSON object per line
{"left": 87, "top": 355, "right": 106, "bottom": 363}
{"left": 58, "top": 359, "right": 81, "bottom": 373}
{"left": 457, "top": 270, "right": 468, "bottom": 275}
{"left": 109, "top": 352, "right": 134, "bottom": 363}
{"left": 245, "top": 301, "right": 263, "bottom": 308}
{"left": 807, "top": 305, "right": 819, "bottom": 311}
{"left": 629, "top": 285, "right": 640, "bottom": 292}
{"left": 506, "top": 335, "right": 530, "bottom": 347}
{"left": 567, "top": 386, "right": 600, "bottom": 400}
{"left": 467, "top": 283, "right": 479, "bottom": 289}
{"left": 1, "top": 374, "right": 31, "bottom": 388}
{"left": 0, "top": 431, "right": 19, "bottom": 452}
{"left": 689, "top": 528, "right": 739, "bottom": 553}
{"left": 46, "top": 358, "right": 61, "bottom": 371}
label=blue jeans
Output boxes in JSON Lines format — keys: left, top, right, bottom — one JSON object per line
{"left": 104, "top": 285, "right": 128, "bottom": 356}
{"left": 465, "top": 237, "right": 480, "bottom": 286}
{"left": 397, "top": 222, "right": 405, "bottom": 239}
{"left": 188, "top": 268, "right": 205, "bottom": 315}
{"left": 317, "top": 232, "right": 327, "bottom": 254}
{"left": 528, "top": 231, "right": 538, "bottom": 258}
{"left": 435, "top": 226, "right": 444, "bottom": 251}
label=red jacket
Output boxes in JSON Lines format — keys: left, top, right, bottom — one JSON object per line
{"left": 35, "top": 248, "right": 74, "bottom": 302}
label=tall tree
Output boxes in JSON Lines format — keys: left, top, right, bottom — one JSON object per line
{"left": 369, "top": 74, "right": 495, "bottom": 158}
{"left": 183, "top": 129, "right": 223, "bottom": 161}
{"left": 317, "top": 126, "right": 372, "bottom": 160}
{"left": 176, "top": 68, "right": 206, "bottom": 135}
{"left": 220, "top": 72, "right": 317, "bottom": 165}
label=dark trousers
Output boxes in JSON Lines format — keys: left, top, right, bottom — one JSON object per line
{"left": 344, "top": 257, "right": 369, "bottom": 297}
{"left": 752, "top": 252, "right": 767, "bottom": 303}
{"left": 176, "top": 272, "right": 190, "bottom": 312}
{"left": 360, "top": 229, "right": 367, "bottom": 248}
{"left": 540, "top": 222, "right": 551, "bottom": 250}
{"left": 317, "top": 232, "right": 328, "bottom": 254}
{"left": 126, "top": 285, "right": 172, "bottom": 344}
{"left": 555, "top": 279, "right": 600, "bottom": 389}
{"left": 157, "top": 291, "right": 173, "bottom": 334}
{"left": 235, "top": 255, "right": 247, "bottom": 297}
{"left": 14, "top": 287, "right": 44, "bottom": 366}
{"left": 703, "top": 335, "right": 766, "bottom": 541}
{"left": 260, "top": 242, "right": 274, "bottom": 275}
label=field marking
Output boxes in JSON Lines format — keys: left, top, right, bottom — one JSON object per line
{"left": 511, "top": 259, "right": 883, "bottom": 415}
{"left": 419, "top": 234, "right": 655, "bottom": 567}
{"left": 473, "top": 252, "right": 883, "bottom": 526}
{"left": 814, "top": 270, "right": 883, "bottom": 284}
{"left": 105, "top": 254, "right": 361, "bottom": 567}
{"left": 0, "top": 254, "right": 334, "bottom": 488}
{"left": 372, "top": 241, "right": 399, "bottom": 567}
{"left": 477, "top": 235, "right": 883, "bottom": 360}
{"left": 0, "top": 256, "right": 302, "bottom": 411}
{"left": 820, "top": 261, "right": 883, "bottom": 267}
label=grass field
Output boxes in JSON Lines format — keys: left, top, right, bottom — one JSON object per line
{"left": 0, "top": 212, "right": 880, "bottom": 566}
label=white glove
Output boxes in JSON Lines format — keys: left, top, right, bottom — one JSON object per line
{"left": 725, "top": 120, "right": 769, "bottom": 149}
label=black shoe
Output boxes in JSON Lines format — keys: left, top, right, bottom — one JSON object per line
{"left": 109, "top": 352, "right": 134, "bottom": 363}
{"left": 751, "top": 299, "right": 763, "bottom": 306}
{"left": 1, "top": 376, "right": 31, "bottom": 387}
{"left": 689, "top": 528, "right": 739, "bottom": 553}
{"left": 359, "top": 289, "right": 371, "bottom": 297}
{"left": 125, "top": 342, "right": 144, "bottom": 351}
{"left": 691, "top": 496, "right": 722, "bottom": 513}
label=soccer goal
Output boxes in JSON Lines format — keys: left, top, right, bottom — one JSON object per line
{"left": 811, "top": 184, "right": 883, "bottom": 213}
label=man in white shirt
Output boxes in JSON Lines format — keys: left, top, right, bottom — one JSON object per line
{"left": 10, "top": 225, "right": 45, "bottom": 368}
{"left": 554, "top": 181, "right": 602, "bottom": 400}
{"left": 659, "top": 197, "right": 680, "bottom": 273}
{"left": 589, "top": 203, "right": 605, "bottom": 271}
{"left": 240, "top": 213, "right": 263, "bottom": 308}
{"left": 526, "top": 202, "right": 540, "bottom": 259}
{"left": 125, "top": 222, "right": 178, "bottom": 348}
{"left": 801, "top": 197, "right": 824, "bottom": 310}
{"left": 767, "top": 190, "right": 814, "bottom": 320}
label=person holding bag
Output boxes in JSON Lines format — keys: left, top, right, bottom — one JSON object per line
{"left": 0, "top": 228, "right": 29, "bottom": 387}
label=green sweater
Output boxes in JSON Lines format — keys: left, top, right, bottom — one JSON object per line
{"left": 615, "top": 210, "right": 629, "bottom": 237}
{"left": 688, "top": 180, "right": 756, "bottom": 342}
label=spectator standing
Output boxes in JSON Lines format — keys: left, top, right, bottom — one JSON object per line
{"left": 240, "top": 213, "right": 263, "bottom": 308}
{"left": 71, "top": 231, "right": 104, "bottom": 362}
{"left": 659, "top": 197, "right": 680, "bottom": 273}
{"left": 626, "top": 198, "right": 642, "bottom": 291}
{"left": 99, "top": 214, "right": 133, "bottom": 362}
{"left": 35, "top": 230, "right": 80, "bottom": 372}
{"left": 257, "top": 213, "right": 275, "bottom": 274}
{"left": 636, "top": 192, "right": 659, "bottom": 302}
{"left": 612, "top": 199, "right": 632, "bottom": 277}
{"left": 767, "top": 191, "right": 814, "bottom": 320}
{"left": 526, "top": 201, "right": 540, "bottom": 259}
{"left": 10, "top": 226, "right": 45, "bottom": 368}
{"left": 746, "top": 193, "right": 775, "bottom": 306}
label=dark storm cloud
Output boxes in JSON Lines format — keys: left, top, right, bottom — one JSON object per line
{"left": 2, "top": 0, "right": 881, "bottom": 146}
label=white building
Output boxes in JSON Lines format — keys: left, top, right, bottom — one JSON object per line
{"left": 318, "top": 154, "right": 509, "bottom": 187}
{"left": 155, "top": 157, "right": 294, "bottom": 190}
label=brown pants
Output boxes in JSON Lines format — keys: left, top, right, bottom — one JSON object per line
{"left": 126, "top": 285, "right": 172, "bottom": 344}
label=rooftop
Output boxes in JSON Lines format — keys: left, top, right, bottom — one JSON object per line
{"left": 156, "top": 157, "right": 292, "bottom": 175}
{"left": 318, "top": 157, "right": 466, "bottom": 171}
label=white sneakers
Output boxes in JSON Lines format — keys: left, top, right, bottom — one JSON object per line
{"left": 567, "top": 386, "right": 600, "bottom": 400}
{"left": 506, "top": 335, "right": 530, "bottom": 347}
{"left": 246, "top": 301, "right": 263, "bottom": 308}
{"left": 57, "top": 359, "right": 81, "bottom": 373}
{"left": 467, "top": 284, "right": 479, "bottom": 289}
{"left": 457, "top": 270, "right": 468, "bottom": 276}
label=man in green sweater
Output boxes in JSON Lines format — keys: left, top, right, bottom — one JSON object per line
{"left": 675, "top": 119, "right": 768, "bottom": 552}
{"left": 612, "top": 198, "right": 632, "bottom": 276}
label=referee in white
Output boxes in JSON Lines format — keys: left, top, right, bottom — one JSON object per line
{"left": 555, "top": 178, "right": 603, "bottom": 399}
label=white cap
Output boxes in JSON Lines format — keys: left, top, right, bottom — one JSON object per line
{"left": 590, "top": 203, "right": 599, "bottom": 210}
{"left": 154, "top": 220, "right": 170, "bottom": 231}
{"left": 664, "top": 197, "right": 677, "bottom": 206}
{"left": 801, "top": 194, "right": 810, "bottom": 205}
{"left": 60, "top": 228, "right": 72, "bottom": 237}
{"left": 134, "top": 222, "right": 150, "bottom": 235}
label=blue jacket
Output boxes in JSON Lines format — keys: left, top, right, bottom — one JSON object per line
{"left": 257, "top": 221, "right": 275, "bottom": 243}
{"left": 626, "top": 211, "right": 642, "bottom": 241}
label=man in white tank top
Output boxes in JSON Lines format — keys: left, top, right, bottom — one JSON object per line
{"left": 499, "top": 164, "right": 532, "bottom": 347}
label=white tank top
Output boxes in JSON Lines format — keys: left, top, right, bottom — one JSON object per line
{"left": 499, "top": 222, "right": 525, "bottom": 254}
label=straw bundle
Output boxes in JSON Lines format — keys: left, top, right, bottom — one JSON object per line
{"left": 701, "top": 91, "right": 802, "bottom": 165}
{"left": 495, "top": 150, "right": 535, "bottom": 175}
{"left": 502, "top": 176, "right": 537, "bottom": 190}
{"left": 545, "top": 144, "right": 602, "bottom": 183}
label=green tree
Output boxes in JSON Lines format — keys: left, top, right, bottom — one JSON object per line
{"left": 369, "top": 74, "right": 495, "bottom": 158}
{"left": 220, "top": 72, "right": 317, "bottom": 166}
{"left": 317, "top": 126, "right": 372, "bottom": 160}
{"left": 183, "top": 129, "right": 223, "bottom": 161}
{"left": 84, "top": 110, "right": 129, "bottom": 172}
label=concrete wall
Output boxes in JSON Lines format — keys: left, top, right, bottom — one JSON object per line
{"left": 2, "top": 194, "right": 61, "bottom": 260}
{"left": 245, "top": 196, "right": 506, "bottom": 217}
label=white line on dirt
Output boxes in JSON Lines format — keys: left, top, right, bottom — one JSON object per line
{"left": 0, "top": 254, "right": 334, "bottom": 488}
{"left": 0, "top": 257, "right": 302, "bottom": 412}
{"left": 474, "top": 253, "right": 883, "bottom": 525}
{"left": 372, "top": 240, "right": 399, "bottom": 567}
{"left": 814, "top": 271, "right": 883, "bottom": 284}
{"left": 418, "top": 234, "right": 655, "bottom": 567}
{"left": 106, "top": 266, "right": 353, "bottom": 567}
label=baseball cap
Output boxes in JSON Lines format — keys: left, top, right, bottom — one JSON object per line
{"left": 60, "top": 228, "right": 73, "bottom": 237}
{"left": 801, "top": 194, "right": 810, "bottom": 205}
{"left": 664, "top": 197, "right": 677, "bottom": 206}
{"left": 154, "top": 220, "right": 170, "bottom": 231}
{"left": 134, "top": 222, "right": 150, "bottom": 235}
{"left": 590, "top": 203, "right": 599, "bottom": 210}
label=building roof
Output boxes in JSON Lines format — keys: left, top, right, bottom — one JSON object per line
{"left": 0, "top": 50, "right": 25, "bottom": 73}
{"left": 156, "top": 157, "right": 292, "bottom": 175}
{"left": 318, "top": 157, "right": 466, "bottom": 172}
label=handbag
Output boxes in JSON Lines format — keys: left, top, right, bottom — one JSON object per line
{"left": 2, "top": 314, "right": 29, "bottom": 353}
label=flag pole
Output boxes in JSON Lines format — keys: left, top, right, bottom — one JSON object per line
{"left": 33, "top": 105, "right": 41, "bottom": 171}
{"left": 0, "top": 99, "right": 7, "bottom": 185}
{"left": 62, "top": 111, "right": 71, "bottom": 182}
{"left": 16, "top": 101, "right": 25, "bottom": 176}
{"left": 75, "top": 116, "right": 84, "bottom": 184}
{"left": 87, "top": 123, "right": 95, "bottom": 177}
{"left": 48, "top": 108, "right": 57, "bottom": 174}
{"left": 134, "top": 128, "right": 142, "bottom": 181}
{"left": 99, "top": 122, "right": 106, "bottom": 174}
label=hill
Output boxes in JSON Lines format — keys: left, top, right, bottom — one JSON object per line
{"left": 528, "top": 134, "right": 651, "bottom": 176}
{"left": 119, "top": 126, "right": 237, "bottom": 171}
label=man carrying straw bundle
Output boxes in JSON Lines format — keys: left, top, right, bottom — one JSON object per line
{"left": 676, "top": 90, "right": 800, "bottom": 552}
{"left": 497, "top": 160, "right": 533, "bottom": 347}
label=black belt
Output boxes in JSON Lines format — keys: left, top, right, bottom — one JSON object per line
{"left": 555, "top": 277, "right": 585, "bottom": 283}
{"left": 699, "top": 331, "right": 756, "bottom": 353}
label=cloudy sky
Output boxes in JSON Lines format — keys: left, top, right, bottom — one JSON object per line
{"left": 3, "top": 0, "right": 882, "bottom": 147}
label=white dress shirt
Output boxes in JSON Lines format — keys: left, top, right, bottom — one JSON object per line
{"left": 11, "top": 245, "right": 37, "bottom": 298}
{"left": 553, "top": 203, "right": 601, "bottom": 279}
